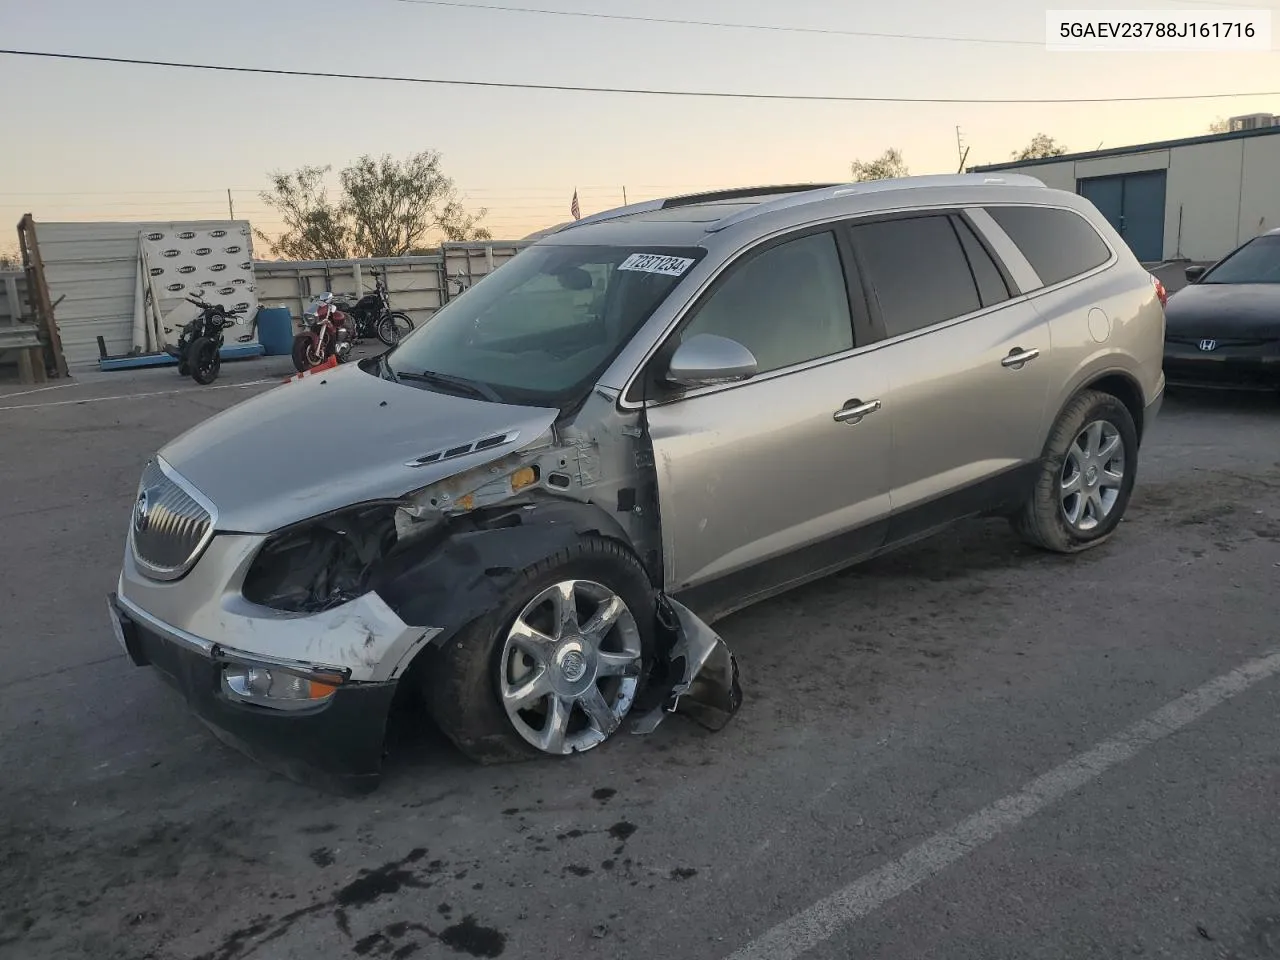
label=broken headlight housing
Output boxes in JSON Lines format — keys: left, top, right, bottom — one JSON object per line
{"left": 241, "top": 503, "right": 399, "bottom": 613}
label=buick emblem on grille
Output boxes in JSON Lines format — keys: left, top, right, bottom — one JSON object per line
{"left": 134, "top": 489, "right": 153, "bottom": 533}
{"left": 1199, "top": 339, "right": 1217, "bottom": 352}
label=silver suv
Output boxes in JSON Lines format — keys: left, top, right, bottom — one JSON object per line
{"left": 108, "top": 175, "right": 1166, "bottom": 791}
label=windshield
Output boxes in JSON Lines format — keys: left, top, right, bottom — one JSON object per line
{"left": 1201, "top": 235, "right": 1280, "bottom": 284}
{"left": 385, "top": 244, "right": 705, "bottom": 406}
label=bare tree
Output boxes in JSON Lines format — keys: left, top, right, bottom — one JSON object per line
{"left": 258, "top": 151, "right": 490, "bottom": 260}
{"left": 1208, "top": 117, "right": 1230, "bottom": 134}
{"left": 850, "top": 148, "right": 909, "bottom": 182}
{"left": 1011, "top": 134, "right": 1068, "bottom": 161}
{"left": 0, "top": 248, "right": 21, "bottom": 270}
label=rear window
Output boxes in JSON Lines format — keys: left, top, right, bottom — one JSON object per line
{"left": 985, "top": 206, "right": 1112, "bottom": 288}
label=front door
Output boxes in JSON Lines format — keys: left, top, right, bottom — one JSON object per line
{"left": 642, "top": 229, "right": 892, "bottom": 617}
{"left": 845, "top": 212, "right": 1054, "bottom": 541}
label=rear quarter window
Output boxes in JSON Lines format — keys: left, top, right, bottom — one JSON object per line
{"left": 985, "top": 205, "right": 1112, "bottom": 288}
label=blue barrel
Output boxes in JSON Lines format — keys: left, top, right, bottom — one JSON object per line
{"left": 256, "top": 307, "right": 295, "bottom": 357}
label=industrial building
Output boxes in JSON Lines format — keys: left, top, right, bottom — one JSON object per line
{"left": 970, "top": 121, "right": 1280, "bottom": 264}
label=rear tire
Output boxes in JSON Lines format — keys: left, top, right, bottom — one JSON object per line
{"left": 376, "top": 312, "right": 414, "bottom": 346}
{"left": 189, "top": 337, "right": 220, "bottom": 385}
{"left": 422, "top": 537, "right": 656, "bottom": 764}
{"left": 1012, "top": 389, "right": 1138, "bottom": 553}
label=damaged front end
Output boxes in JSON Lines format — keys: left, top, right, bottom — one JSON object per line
{"left": 236, "top": 410, "right": 743, "bottom": 775}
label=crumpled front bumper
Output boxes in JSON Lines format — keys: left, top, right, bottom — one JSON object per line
{"left": 109, "top": 592, "right": 397, "bottom": 794}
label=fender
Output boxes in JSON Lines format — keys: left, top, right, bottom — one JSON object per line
{"left": 372, "top": 497, "right": 638, "bottom": 646}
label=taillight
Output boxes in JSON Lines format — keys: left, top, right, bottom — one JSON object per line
{"left": 1151, "top": 274, "right": 1168, "bottom": 308}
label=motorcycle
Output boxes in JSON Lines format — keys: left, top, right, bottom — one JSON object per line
{"left": 166, "top": 295, "right": 254, "bottom": 385}
{"left": 346, "top": 270, "right": 415, "bottom": 346}
{"left": 292, "top": 292, "right": 357, "bottom": 372}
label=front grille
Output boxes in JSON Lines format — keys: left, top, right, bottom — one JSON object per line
{"left": 130, "top": 458, "right": 216, "bottom": 581}
{"left": 1166, "top": 335, "right": 1274, "bottom": 349}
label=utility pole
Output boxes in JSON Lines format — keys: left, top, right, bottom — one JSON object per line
{"left": 955, "top": 126, "right": 966, "bottom": 170}
{"left": 227, "top": 189, "right": 235, "bottom": 220}
{"left": 622, "top": 186, "right": 628, "bottom": 205}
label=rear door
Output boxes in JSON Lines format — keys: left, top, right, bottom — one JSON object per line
{"left": 844, "top": 211, "right": 1054, "bottom": 542}
{"left": 641, "top": 228, "right": 893, "bottom": 617}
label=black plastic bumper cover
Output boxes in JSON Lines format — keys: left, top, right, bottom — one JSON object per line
{"left": 1163, "top": 350, "right": 1280, "bottom": 389}
{"left": 109, "top": 593, "right": 396, "bottom": 795}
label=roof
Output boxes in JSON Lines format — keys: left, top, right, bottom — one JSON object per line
{"left": 970, "top": 124, "right": 1280, "bottom": 172}
{"left": 537, "top": 174, "right": 1049, "bottom": 246}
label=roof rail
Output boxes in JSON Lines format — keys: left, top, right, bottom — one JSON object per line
{"left": 550, "top": 183, "right": 839, "bottom": 234}
{"left": 705, "top": 173, "right": 1048, "bottom": 233}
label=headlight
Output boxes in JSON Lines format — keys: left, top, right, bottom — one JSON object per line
{"left": 221, "top": 662, "right": 344, "bottom": 710}
{"left": 241, "top": 504, "right": 398, "bottom": 613}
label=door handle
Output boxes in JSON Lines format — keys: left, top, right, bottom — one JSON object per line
{"left": 833, "top": 398, "right": 881, "bottom": 424}
{"left": 1001, "top": 348, "right": 1040, "bottom": 368}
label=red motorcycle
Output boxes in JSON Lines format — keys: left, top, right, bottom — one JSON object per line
{"left": 292, "top": 292, "right": 356, "bottom": 372}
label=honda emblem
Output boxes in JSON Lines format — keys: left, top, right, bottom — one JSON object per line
{"left": 1199, "top": 339, "right": 1217, "bottom": 352}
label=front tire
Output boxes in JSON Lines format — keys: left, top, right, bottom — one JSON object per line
{"left": 1012, "top": 389, "right": 1138, "bottom": 553}
{"left": 291, "top": 333, "right": 324, "bottom": 372}
{"left": 423, "top": 537, "right": 655, "bottom": 764}
{"left": 189, "top": 337, "right": 220, "bottom": 385}
{"left": 376, "top": 312, "right": 414, "bottom": 346}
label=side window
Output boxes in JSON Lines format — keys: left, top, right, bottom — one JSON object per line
{"left": 850, "top": 216, "right": 980, "bottom": 339}
{"left": 985, "top": 205, "right": 1111, "bottom": 288}
{"left": 678, "top": 231, "right": 853, "bottom": 374}
{"left": 955, "top": 215, "right": 1011, "bottom": 307}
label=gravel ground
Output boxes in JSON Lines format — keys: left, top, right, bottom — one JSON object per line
{"left": 1, "top": 359, "right": 1278, "bottom": 960}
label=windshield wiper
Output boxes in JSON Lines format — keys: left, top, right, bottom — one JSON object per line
{"left": 397, "top": 369, "right": 503, "bottom": 403}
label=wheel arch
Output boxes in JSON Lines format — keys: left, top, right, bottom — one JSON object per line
{"left": 373, "top": 497, "right": 644, "bottom": 659}
{"left": 1054, "top": 367, "right": 1148, "bottom": 444}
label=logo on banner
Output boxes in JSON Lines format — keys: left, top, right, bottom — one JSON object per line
{"left": 146, "top": 232, "right": 165, "bottom": 242}
{"left": 178, "top": 265, "right": 196, "bottom": 274}
{"left": 162, "top": 249, "right": 181, "bottom": 258}
{"left": 149, "top": 267, "right": 164, "bottom": 277}
{"left": 231, "top": 278, "right": 248, "bottom": 286}
{"left": 200, "top": 280, "right": 218, "bottom": 288}
{"left": 194, "top": 247, "right": 212, "bottom": 256}
{"left": 235, "top": 302, "right": 251, "bottom": 312}
{"left": 240, "top": 262, "right": 252, "bottom": 271}
{"left": 223, "top": 245, "right": 242, "bottom": 255}
{"left": 218, "top": 287, "right": 236, "bottom": 296}
{"left": 166, "top": 282, "right": 185, "bottom": 292}
{"left": 209, "top": 263, "right": 227, "bottom": 272}
{"left": 178, "top": 231, "right": 197, "bottom": 240}
{"left": 210, "top": 229, "right": 228, "bottom": 239}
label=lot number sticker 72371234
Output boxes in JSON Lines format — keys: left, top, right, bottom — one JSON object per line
{"left": 618, "top": 253, "right": 696, "bottom": 277}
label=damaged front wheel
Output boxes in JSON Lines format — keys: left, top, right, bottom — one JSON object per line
{"left": 423, "top": 537, "right": 655, "bottom": 763}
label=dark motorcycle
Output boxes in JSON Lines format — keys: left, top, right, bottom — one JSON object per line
{"left": 166, "top": 296, "right": 254, "bottom": 385}
{"left": 340, "top": 270, "right": 415, "bottom": 346}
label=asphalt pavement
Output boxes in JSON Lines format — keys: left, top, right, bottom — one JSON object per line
{"left": 1, "top": 358, "right": 1278, "bottom": 960}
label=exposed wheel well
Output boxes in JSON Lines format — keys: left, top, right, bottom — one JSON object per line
{"left": 1080, "top": 373, "right": 1145, "bottom": 441}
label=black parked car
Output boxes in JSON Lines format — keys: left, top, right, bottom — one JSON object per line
{"left": 1163, "top": 229, "right": 1280, "bottom": 392}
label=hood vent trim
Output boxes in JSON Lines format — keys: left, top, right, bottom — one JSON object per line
{"left": 406, "top": 430, "right": 521, "bottom": 468}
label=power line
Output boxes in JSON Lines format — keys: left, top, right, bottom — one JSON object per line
{"left": 2, "top": 49, "right": 1277, "bottom": 104}
{"left": 390, "top": 0, "right": 1044, "bottom": 47}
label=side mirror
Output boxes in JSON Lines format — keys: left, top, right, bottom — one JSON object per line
{"left": 1185, "top": 264, "right": 1206, "bottom": 283}
{"left": 665, "top": 334, "right": 758, "bottom": 389}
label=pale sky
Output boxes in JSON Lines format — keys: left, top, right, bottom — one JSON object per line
{"left": 1, "top": 0, "right": 1277, "bottom": 247}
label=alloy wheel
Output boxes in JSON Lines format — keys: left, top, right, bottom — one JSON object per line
{"left": 1060, "top": 419, "right": 1126, "bottom": 532}
{"left": 497, "top": 579, "right": 643, "bottom": 755}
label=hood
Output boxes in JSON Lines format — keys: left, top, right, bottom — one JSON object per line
{"left": 1164, "top": 283, "right": 1280, "bottom": 338}
{"left": 158, "top": 362, "right": 560, "bottom": 533}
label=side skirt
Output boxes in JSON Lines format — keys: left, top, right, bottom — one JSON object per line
{"left": 674, "top": 462, "right": 1040, "bottom": 626}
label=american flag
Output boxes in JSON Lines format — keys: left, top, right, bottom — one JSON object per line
{"left": 570, "top": 189, "right": 581, "bottom": 220}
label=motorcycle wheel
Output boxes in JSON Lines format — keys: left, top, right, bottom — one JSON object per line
{"left": 376, "top": 312, "right": 414, "bottom": 346}
{"left": 291, "top": 333, "right": 325, "bottom": 373}
{"left": 189, "top": 337, "right": 221, "bottom": 385}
